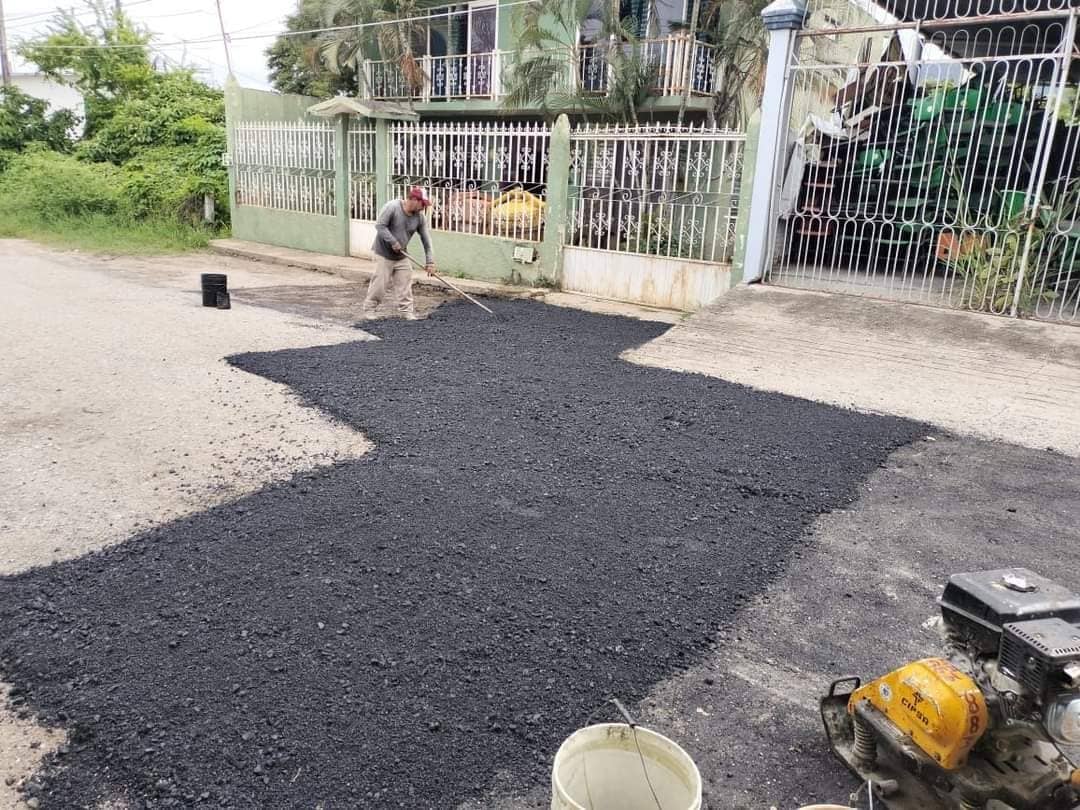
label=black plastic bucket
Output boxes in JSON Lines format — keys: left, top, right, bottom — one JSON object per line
{"left": 201, "top": 273, "right": 227, "bottom": 307}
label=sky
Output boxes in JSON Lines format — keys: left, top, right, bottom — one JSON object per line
{"left": 5, "top": 0, "right": 300, "bottom": 89}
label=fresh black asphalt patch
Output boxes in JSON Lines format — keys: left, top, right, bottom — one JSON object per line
{"left": 0, "top": 300, "right": 925, "bottom": 808}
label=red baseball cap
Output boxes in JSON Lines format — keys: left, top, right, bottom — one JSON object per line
{"left": 408, "top": 186, "right": 432, "bottom": 207}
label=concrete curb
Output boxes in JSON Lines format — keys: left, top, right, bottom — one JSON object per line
{"left": 210, "top": 239, "right": 548, "bottom": 301}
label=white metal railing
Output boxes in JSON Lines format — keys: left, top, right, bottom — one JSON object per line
{"left": 365, "top": 52, "right": 502, "bottom": 101}
{"left": 232, "top": 120, "right": 336, "bottom": 216}
{"left": 567, "top": 123, "right": 745, "bottom": 263}
{"left": 390, "top": 121, "right": 551, "bottom": 242}
{"left": 348, "top": 123, "right": 378, "bottom": 221}
{"left": 578, "top": 38, "right": 720, "bottom": 97}
{"left": 805, "top": 0, "right": 1079, "bottom": 27}
{"left": 361, "top": 36, "right": 720, "bottom": 102}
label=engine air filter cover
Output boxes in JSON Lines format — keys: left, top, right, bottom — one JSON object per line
{"left": 939, "top": 569, "right": 1080, "bottom": 654}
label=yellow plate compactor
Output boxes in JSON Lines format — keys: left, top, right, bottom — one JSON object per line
{"left": 821, "top": 569, "right": 1080, "bottom": 810}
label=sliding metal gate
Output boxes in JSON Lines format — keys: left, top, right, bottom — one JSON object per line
{"left": 765, "top": 0, "right": 1080, "bottom": 324}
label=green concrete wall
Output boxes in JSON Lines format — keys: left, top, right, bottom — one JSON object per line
{"left": 231, "top": 206, "right": 344, "bottom": 256}
{"left": 225, "top": 82, "right": 350, "bottom": 256}
{"left": 405, "top": 230, "right": 559, "bottom": 286}
{"left": 225, "top": 81, "right": 323, "bottom": 122}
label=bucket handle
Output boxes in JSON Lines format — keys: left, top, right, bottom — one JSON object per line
{"left": 583, "top": 696, "right": 639, "bottom": 728}
{"left": 581, "top": 697, "right": 665, "bottom": 810}
{"left": 609, "top": 697, "right": 638, "bottom": 728}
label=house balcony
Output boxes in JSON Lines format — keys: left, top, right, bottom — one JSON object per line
{"left": 359, "top": 36, "right": 721, "bottom": 106}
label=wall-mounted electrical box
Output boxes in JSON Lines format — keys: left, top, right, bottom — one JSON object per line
{"left": 512, "top": 245, "right": 537, "bottom": 264}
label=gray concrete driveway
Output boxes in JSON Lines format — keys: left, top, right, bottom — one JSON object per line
{"left": 628, "top": 285, "right": 1080, "bottom": 457}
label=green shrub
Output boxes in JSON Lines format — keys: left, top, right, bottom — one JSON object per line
{"left": 0, "top": 148, "right": 123, "bottom": 217}
{"left": 79, "top": 71, "right": 224, "bottom": 165}
{"left": 0, "top": 85, "right": 76, "bottom": 153}
{"left": 121, "top": 145, "right": 228, "bottom": 223}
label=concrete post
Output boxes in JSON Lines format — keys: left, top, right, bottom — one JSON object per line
{"left": 333, "top": 113, "right": 351, "bottom": 256}
{"left": 729, "top": 109, "right": 761, "bottom": 285}
{"left": 740, "top": 0, "right": 806, "bottom": 284}
{"left": 543, "top": 114, "right": 572, "bottom": 287}
{"left": 374, "top": 117, "right": 392, "bottom": 210}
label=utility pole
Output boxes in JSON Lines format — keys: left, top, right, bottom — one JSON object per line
{"left": 214, "top": 0, "right": 234, "bottom": 77}
{"left": 0, "top": 0, "right": 13, "bottom": 87}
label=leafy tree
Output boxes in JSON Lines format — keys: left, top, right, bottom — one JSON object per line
{"left": 0, "top": 86, "right": 77, "bottom": 152}
{"left": 310, "top": 0, "right": 425, "bottom": 99}
{"left": 15, "top": 3, "right": 229, "bottom": 226}
{"left": 502, "top": 0, "right": 659, "bottom": 124}
{"left": 267, "top": 0, "right": 356, "bottom": 97}
{"left": 18, "top": 1, "right": 154, "bottom": 136}
{"left": 697, "top": 0, "right": 768, "bottom": 127}
{"left": 79, "top": 71, "right": 224, "bottom": 164}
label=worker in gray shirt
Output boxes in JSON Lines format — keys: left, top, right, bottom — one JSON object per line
{"left": 364, "top": 186, "right": 436, "bottom": 320}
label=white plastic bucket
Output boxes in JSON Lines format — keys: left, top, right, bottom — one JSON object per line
{"left": 551, "top": 723, "right": 702, "bottom": 810}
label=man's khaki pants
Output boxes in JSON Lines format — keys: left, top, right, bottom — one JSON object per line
{"left": 363, "top": 255, "right": 415, "bottom": 318}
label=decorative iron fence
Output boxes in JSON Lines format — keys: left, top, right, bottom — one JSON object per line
{"left": 232, "top": 120, "right": 337, "bottom": 216}
{"left": 389, "top": 121, "right": 551, "bottom": 242}
{"left": 348, "top": 123, "right": 378, "bottom": 221}
{"left": 567, "top": 124, "right": 744, "bottom": 263}
{"left": 766, "top": 2, "right": 1080, "bottom": 324}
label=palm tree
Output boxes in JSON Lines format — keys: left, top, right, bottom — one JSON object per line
{"left": 697, "top": 0, "right": 769, "bottom": 127}
{"left": 501, "top": 0, "right": 659, "bottom": 124}
{"left": 312, "top": 0, "right": 425, "bottom": 99}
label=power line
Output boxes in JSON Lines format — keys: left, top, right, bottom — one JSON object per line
{"left": 21, "top": 0, "right": 544, "bottom": 50}
{"left": 6, "top": 0, "right": 155, "bottom": 26}
{"left": 5, "top": 0, "right": 202, "bottom": 38}
{"left": 227, "top": 13, "right": 289, "bottom": 36}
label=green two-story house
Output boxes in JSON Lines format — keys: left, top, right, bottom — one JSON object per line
{"left": 356, "top": 0, "right": 721, "bottom": 120}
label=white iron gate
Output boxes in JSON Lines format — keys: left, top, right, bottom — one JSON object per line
{"left": 766, "top": 1, "right": 1080, "bottom": 324}
{"left": 564, "top": 124, "right": 745, "bottom": 311}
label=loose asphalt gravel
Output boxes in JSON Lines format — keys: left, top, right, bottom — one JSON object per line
{"left": 0, "top": 300, "right": 926, "bottom": 808}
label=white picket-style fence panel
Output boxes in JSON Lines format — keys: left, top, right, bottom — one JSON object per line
{"left": 348, "top": 123, "right": 378, "bottom": 221}
{"left": 233, "top": 120, "right": 337, "bottom": 216}
{"left": 567, "top": 123, "right": 745, "bottom": 263}
{"left": 389, "top": 121, "right": 552, "bottom": 243}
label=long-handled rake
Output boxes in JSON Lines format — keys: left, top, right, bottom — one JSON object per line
{"left": 400, "top": 253, "right": 505, "bottom": 321}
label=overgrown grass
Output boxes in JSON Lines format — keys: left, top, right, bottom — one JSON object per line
{"left": 0, "top": 148, "right": 226, "bottom": 254}
{"left": 0, "top": 208, "right": 220, "bottom": 254}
